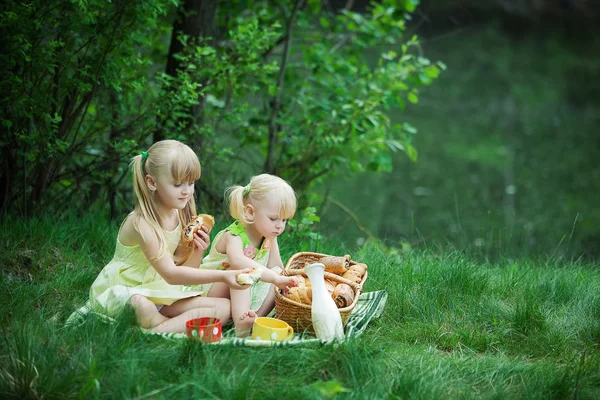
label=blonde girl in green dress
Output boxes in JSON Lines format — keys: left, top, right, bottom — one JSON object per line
{"left": 69, "top": 140, "right": 250, "bottom": 333}
{"left": 200, "top": 174, "right": 300, "bottom": 337}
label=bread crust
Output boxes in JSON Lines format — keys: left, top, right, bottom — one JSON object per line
{"left": 341, "top": 269, "right": 362, "bottom": 284}
{"left": 236, "top": 268, "right": 262, "bottom": 285}
{"left": 320, "top": 255, "right": 350, "bottom": 275}
{"left": 182, "top": 214, "right": 215, "bottom": 242}
{"left": 332, "top": 283, "right": 354, "bottom": 308}
{"left": 286, "top": 286, "right": 312, "bottom": 305}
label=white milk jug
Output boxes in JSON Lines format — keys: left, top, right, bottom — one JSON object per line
{"left": 304, "top": 263, "right": 344, "bottom": 342}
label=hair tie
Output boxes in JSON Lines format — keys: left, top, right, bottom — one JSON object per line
{"left": 141, "top": 151, "right": 148, "bottom": 160}
{"left": 242, "top": 185, "right": 251, "bottom": 197}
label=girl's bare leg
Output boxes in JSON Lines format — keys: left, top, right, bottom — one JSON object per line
{"left": 207, "top": 282, "right": 231, "bottom": 299}
{"left": 256, "top": 287, "right": 276, "bottom": 317}
{"left": 151, "top": 306, "right": 230, "bottom": 334}
{"left": 129, "top": 294, "right": 169, "bottom": 328}
{"left": 129, "top": 294, "right": 231, "bottom": 334}
{"left": 230, "top": 288, "right": 256, "bottom": 337}
{"left": 161, "top": 296, "right": 232, "bottom": 325}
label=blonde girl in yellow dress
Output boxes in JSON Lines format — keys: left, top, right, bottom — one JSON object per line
{"left": 69, "top": 140, "right": 250, "bottom": 333}
{"left": 200, "top": 174, "right": 300, "bottom": 336}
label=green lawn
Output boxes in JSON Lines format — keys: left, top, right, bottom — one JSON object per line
{"left": 1, "top": 214, "right": 598, "bottom": 399}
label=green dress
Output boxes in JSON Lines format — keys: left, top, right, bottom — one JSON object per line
{"left": 199, "top": 221, "right": 274, "bottom": 311}
{"left": 67, "top": 216, "right": 204, "bottom": 323}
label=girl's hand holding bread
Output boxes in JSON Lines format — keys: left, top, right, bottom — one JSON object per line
{"left": 182, "top": 214, "right": 215, "bottom": 243}
{"left": 276, "top": 275, "right": 299, "bottom": 294}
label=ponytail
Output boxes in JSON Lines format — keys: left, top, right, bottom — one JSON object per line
{"left": 226, "top": 185, "right": 249, "bottom": 224}
{"left": 129, "top": 154, "right": 168, "bottom": 261}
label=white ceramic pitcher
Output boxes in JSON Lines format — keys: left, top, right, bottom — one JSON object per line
{"left": 304, "top": 263, "right": 344, "bottom": 342}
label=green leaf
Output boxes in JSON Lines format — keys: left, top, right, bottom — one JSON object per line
{"left": 311, "top": 380, "right": 352, "bottom": 399}
{"left": 424, "top": 65, "right": 440, "bottom": 78}
{"left": 206, "top": 94, "right": 225, "bottom": 108}
{"left": 417, "top": 56, "right": 431, "bottom": 66}
{"left": 406, "top": 143, "right": 418, "bottom": 162}
{"left": 407, "top": 91, "right": 419, "bottom": 104}
{"left": 402, "top": 122, "right": 417, "bottom": 134}
{"left": 382, "top": 51, "right": 397, "bottom": 61}
{"left": 308, "top": 0, "right": 322, "bottom": 14}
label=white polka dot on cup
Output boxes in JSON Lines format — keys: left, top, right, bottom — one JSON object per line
{"left": 270, "top": 332, "right": 278, "bottom": 340}
{"left": 213, "top": 327, "right": 219, "bottom": 335}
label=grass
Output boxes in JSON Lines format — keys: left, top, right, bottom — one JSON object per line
{"left": 1, "top": 213, "right": 599, "bottom": 399}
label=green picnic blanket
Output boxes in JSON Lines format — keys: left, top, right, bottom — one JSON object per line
{"left": 149, "top": 290, "right": 388, "bottom": 346}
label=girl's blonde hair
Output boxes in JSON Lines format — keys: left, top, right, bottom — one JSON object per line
{"left": 227, "top": 174, "right": 297, "bottom": 225}
{"left": 130, "top": 140, "right": 201, "bottom": 263}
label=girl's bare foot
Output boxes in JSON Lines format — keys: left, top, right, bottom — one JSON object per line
{"left": 235, "top": 310, "right": 257, "bottom": 337}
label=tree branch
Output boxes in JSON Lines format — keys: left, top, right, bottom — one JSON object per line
{"left": 327, "top": 197, "right": 375, "bottom": 240}
{"left": 264, "top": 0, "right": 305, "bottom": 173}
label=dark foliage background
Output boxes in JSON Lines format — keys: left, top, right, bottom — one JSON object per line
{"left": 2, "top": 0, "right": 598, "bottom": 259}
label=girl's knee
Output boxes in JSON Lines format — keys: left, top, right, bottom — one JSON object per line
{"left": 129, "top": 294, "right": 153, "bottom": 311}
{"left": 215, "top": 297, "right": 231, "bottom": 309}
{"left": 129, "top": 294, "right": 144, "bottom": 306}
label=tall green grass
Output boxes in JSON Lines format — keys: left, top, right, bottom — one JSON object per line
{"left": 1, "top": 214, "right": 599, "bottom": 398}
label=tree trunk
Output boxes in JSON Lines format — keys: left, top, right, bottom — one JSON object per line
{"left": 0, "top": 147, "right": 14, "bottom": 216}
{"left": 156, "top": 0, "right": 217, "bottom": 145}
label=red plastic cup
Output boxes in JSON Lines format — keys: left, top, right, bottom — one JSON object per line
{"left": 185, "top": 317, "right": 222, "bottom": 343}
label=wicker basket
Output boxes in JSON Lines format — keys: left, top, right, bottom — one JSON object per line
{"left": 274, "top": 252, "right": 367, "bottom": 333}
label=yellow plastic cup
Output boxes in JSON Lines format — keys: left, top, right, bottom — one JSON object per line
{"left": 251, "top": 317, "right": 294, "bottom": 342}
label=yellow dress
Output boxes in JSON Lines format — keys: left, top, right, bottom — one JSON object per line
{"left": 67, "top": 217, "right": 204, "bottom": 323}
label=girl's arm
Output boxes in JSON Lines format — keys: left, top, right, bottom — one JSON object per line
{"left": 266, "top": 237, "right": 284, "bottom": 270}
{"left": 222, "top": 233, "right": 270, "bottom": 272}
{"left": 262, "top": 237, "right": 297, "bottom": 290}
{"left": 135, "top": 219, "right": 249, "bottom": 289}
{"left": 223, "top": 234, "right": 298, "bottom": 291}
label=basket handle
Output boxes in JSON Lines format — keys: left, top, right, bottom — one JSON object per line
{"left": 284, "top": 269, "right": 306, "bottom": 276}
{"left": 322, "top": 270, "right": 360, "bottom": 291}
{"left": 286, "top": 268, "right": 361, "bottom": 291}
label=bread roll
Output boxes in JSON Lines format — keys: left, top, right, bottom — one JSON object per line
{"left": 293, "top": 275, "right": 312, "bottom": 288}
{"left": 182, "top": 214, "right": 215, "bottom": 242}
{"left": 236, "top": 268, "right": 262, "bottom": 285}
{"left": 285, "top": 288, "right": 300, "bottom": 303}
{"left": 286, "top": 286, "right": 312, "bottom": 305}
{"left": 341, "top": 269, "right": 362, "bottom": 284}
{"left": 325, "top": 278, "right": 337, "bottom": 294}
{"left": 332, "top": 283, "right": 355, "bottom": 308}
{"left": 295, "top": 275, "right": 307, "bottom": 287}
{"left": 320, "top": 255, "right": 351, "bottom": 275}
{"left": 348, "top": 263, "right": 367, "bottom": 278}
